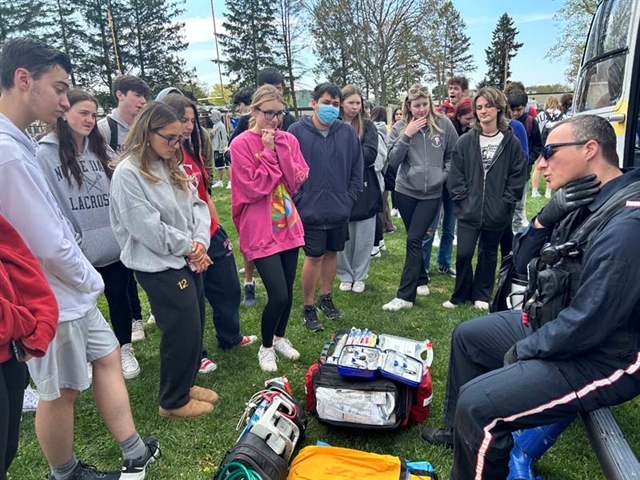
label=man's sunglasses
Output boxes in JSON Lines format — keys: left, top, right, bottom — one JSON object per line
{"left": 543, "top": 141, "right": 588, "bottom": 160}
{"left": 152, "top": 130, "right": 183, "bottom": 147}
{"left": 256, "top": 107, "right": 285, "bottom": 121}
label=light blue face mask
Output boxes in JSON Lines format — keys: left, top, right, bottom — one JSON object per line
{"left": 317, "top": 105, "right": 339, "bottom": 125}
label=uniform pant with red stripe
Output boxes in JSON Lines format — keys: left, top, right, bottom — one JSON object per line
{"left": 442, "top": 310, "right": 640, "bottom": 480}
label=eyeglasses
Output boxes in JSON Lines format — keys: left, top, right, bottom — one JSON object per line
{"left": 542, "top": 141, "right": 589, "bottom": 160}
{"left": 152, "top": 130, "right": 183, "bottom": 147}
{"left": 256, "top": 107, "right": 285, "bottom": 120}
{"left": 408, "top": 86, "right": 430, "bottom": 96}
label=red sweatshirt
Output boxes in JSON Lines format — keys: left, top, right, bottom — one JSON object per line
{"left": 0, "top": 214, "right": 58, "bottom": 362}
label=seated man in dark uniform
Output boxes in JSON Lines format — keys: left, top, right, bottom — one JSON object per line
{"left": 422, "top": 114, "right": 640, "bottom": 480}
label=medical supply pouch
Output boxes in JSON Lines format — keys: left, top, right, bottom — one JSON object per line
{"left": 286, "top": 445, "right": 438, "bottom": 480}
{"left": 305, "top": 330, "right": 433, "bottom": 429}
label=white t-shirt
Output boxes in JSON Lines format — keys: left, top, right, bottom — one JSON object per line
{"left": 479, "top": 132, "right": 504, "bottom": 172}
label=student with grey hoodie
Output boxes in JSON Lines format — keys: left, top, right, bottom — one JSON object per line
{"left": 382, "top": 84, "right": 458, "bottom": 312}
{"left": 110, "top": 101, "right": 216, "bottom": 419}
{"left": 37, "top": 88, "right": 141, "bottom": 380}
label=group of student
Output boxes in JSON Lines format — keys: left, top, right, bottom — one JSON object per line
{"left": 0, "top": 34, "right": 575, "bottom": 480}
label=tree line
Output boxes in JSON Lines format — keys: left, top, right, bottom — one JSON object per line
{"left": 1, "top": 0, "right": 595, "bottom": 108}
{"left": 0, "top": 0, "right": 193, "bottom": 108}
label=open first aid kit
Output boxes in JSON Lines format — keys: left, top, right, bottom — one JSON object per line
{"left": 305, "top": 329, "right": 433, "bottom": 430}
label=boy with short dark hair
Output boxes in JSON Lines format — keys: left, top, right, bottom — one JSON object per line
{"left": 288, "top": 82, "right": 363, "bottom": 332}
{"left": 437, "top": 76, "right": 469, "bottom": 115}
{"left": 508, "top": 90, "right": 543, "bottom": 231}
{"left": 97, "top": 75, "right": 150, "bottom": 346}
{"left": 0, "top": 37, "right": 159, "bottom": 480}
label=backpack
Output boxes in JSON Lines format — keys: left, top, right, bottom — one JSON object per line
{"left": 374, "top": 130, "right": 388, "bottom": 193}
{"left": 540, "top": 110, "right": 565, "bottom": 145}
{"left": 107, "top": 116, "right": 119, "bottom": 152}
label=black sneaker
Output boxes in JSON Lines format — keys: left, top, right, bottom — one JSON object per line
{"left": 121, "top": 436, "right": 161, "bottom": 479}
{"left": 49, "top": 462, "right": 121, "bottom": 479}
{"left": 318, "top": 294, "right": 341, "bottom": 319}
{"left": 421, "top": 426, "right": 454, "bottom": 448}
{"left": 302, "top": 306, "right": 324, "bottom": 332}
{"left": 437, "top": 265, "right": 457, "bottom": 278}
{"left": 244, "top": 281, "right": 256, "bottom": 307}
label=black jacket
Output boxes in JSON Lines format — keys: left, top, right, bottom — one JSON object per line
{"left": 350, "top": 119, "right": 382, "bottom": 221}
{"left": 447, "top": 127, "right": 527, "bottom": 231}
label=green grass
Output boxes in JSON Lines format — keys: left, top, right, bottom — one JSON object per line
{"left": 10, "top": 185, "right": 640, "bottom": 480}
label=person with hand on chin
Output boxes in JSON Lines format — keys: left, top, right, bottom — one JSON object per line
{"left": 288, "top": 83, "right": 363, "bottom": 332}
{"left": 109, "top": 101, "right": 217, "bottom": 419}
{"left": 230, "top": 85, "right": 308, "bottom": 372}
{"left": 383, "top": 84, "right": 458, "bottom": 312}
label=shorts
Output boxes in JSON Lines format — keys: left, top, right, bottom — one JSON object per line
{"left": 27, "top": 306, "right": 119, "bottom": 401}
{"left": 303, "top": 223, "right": 349, "bottom": 257}
{"left": 215, "top": 151, "right": 230, "bottom": 169}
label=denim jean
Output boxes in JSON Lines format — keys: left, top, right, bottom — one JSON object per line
{"left": 422, "top": 187, "right": 456, "bottom": 270}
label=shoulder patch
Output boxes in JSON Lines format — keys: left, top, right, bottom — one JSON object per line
{"left": 625, "top": 200, "right": 640, "bottom": 208}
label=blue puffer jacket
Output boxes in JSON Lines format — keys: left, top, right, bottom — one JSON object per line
{"left": 288, "top": 116, "right": 363, "bottom": 228}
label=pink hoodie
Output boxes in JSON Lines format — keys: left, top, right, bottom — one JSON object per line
{"left": 230, "top": 129, "right": 309, "bottom": 261}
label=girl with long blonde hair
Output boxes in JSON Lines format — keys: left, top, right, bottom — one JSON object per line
{"left": 110, "top": 101, "right": 217, "bottom": 419}
{"left": 230, "top": 85, "right": 309, "bottom": 372}
{"left": 383, "top": 84, "right": 459, "bottom": 311}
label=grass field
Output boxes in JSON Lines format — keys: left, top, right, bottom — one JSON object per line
{"left": 10, "top": 187, "right": 640, "bottom": 480}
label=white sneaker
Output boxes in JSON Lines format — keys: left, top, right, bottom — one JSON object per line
{"left": 131, "top": 319, "right": 145, "bottom": 342}
{"left": 417, "top": 285, "right": 430, "bottom": 296}
{"left": 258, "top": 346, "right": 278, "bottom": 372}
{"left": 390, "top": 208, "right": 399, "bottom": 217}
{"left": 121, "top": 343, "right": 141, "bottom": 379}
{"left": 433, "top": 232, "right": 441, "bottom": 248}
{"left": 147, "top": 313, "right": 156, "bottom": 325}
{"left": 273, "top": 337, "right": 300, "bottom": 360}
{"left": 379, "top": 239, "right": 387, "bottom": 251}
{"left": 23, "top": 385, "right": 39, "bottom": 412}
{"left": 545, "top": 188, "right": 552, "bottom": 199}
{"left": 442, "top": 300, "right": 457, "bottom": 309}
{"left": 382, "top": 297, "right": 413, "bottom": 311}
{"left": 453, "top": 235, "right": 458, "bottom": 246}
{"left": 212, "top": 180, "right": 223, "bottom": 188}
{"left": 352, "top": 281, "right": 365, "bottom": 293}
{"left": 226, "top": 182, "right": 232, "bottom": 189}
{"left": 474, "top": 300, "right": 489, "bottom": 310}
{"left": 531, "top": 190, "right": 541, "bottom": 198}
{"left": 371, "top": 246, "right": 381, "bottom": 258}
{"left": 339, "top": 282, "right": 352, "bottom": 291}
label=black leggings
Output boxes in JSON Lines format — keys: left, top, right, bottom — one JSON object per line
{"left": 0, "top": 356, "right": 27, "bottom": 479}
{"left": 96, "top": 261, "right": 132, "bottom": 346}
{"left": 253, "top": 248, "right": 299, "bottom": 348}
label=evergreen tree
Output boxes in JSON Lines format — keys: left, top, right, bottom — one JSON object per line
{"left": 421, "top": 0, "right": 475, "bottom": 101}
{"left": 482, "top": 13, "right": 523, "bottom": 88}
{"left": 124, "top": 0, "right": 192, "bottom": 93}
{"left": 77, "top": 0, "right": 130, "bottom": 104}
{"left": 0, "top": 0, "right": 50, "bottom": 43}
{"left": 219, "top": 0, "right": 280, "bottom": 87}
{"left": 45, "top": 0, "right": 90, "bottom": 87}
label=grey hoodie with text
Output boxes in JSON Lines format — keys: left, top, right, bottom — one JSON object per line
{"left": 387, "top": 116, "right": 458, "bottom": 200}
{"left": 97, "top": 108, "right": 129, "bottom": 153}
{"left": 36, "top": 133, "right": 121, "bottom": 268}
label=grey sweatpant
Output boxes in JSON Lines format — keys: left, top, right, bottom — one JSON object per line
{"left": 337, "top": 216, "right": 376, "bottom": 283}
